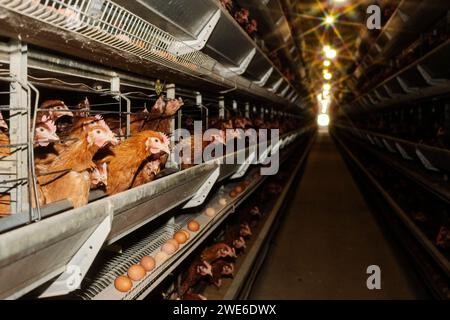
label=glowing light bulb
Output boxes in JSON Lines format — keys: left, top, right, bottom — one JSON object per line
{"left": 323, "top": 84, "right": 331, "bottom": 91}
{"left": 323, "top": 71, "right": 333, "bottom": 80}
{"left": 325, "top": 48, "right": 337, "bottom": 59}
{"left": 323, "top": 60, "right": 331, "bottom": 67}
{"left": 317, "top": 114, "right": 330, "bottom": 127}
{"left": 325, "top": 15, "right": 335, "bottom": 25}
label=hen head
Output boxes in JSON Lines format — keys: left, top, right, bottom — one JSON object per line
{"left": 85, "top": 116, "right": 118, "bottom": 148}
{"left": 39, "top": 100, "right": 74, "bottom": 120}
{"left": 165, "top": 98, "right": 184, "bottom": 116}
{"left": 145, "top": 132, "right": 170, "bottom": 155}
{"left": 233, "top": 236, "right": 246, "bottom": 249}
{"left": 90, "top": 163, "right": 108, "bottom": 188}
{"left": 221, "top": 262, "right": 234, "bottom": 276}
{"left": 250, "top": 205, "right": 261, "bottom": 217}
{"left": 197, "top": 261, "right": 213, "bottom": 277}
{"left": 74, "top": 97, "right": 90, "bottom": 117}
{"left": 240, "top": 223, "right": 252, "bottom": 237}
{"left": 151, "top": 96, "right": 166, "bottom": 115}
{"left": 34, "top": 116, "right": 59, "bottom": 147}
{"left": 216, "top": 243, "right": 237, "bottom": 259}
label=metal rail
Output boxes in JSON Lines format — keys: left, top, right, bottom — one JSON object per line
{"left": 75, "top": 131, "right": 309, "bottom": 300}
{"left": 333, "top": 132, "right": 450, "bottom": 297}
{"left": 334, "top": 124, "right": 450, "bottom": 202}
{"left": 0, "top": 0, "right": 296, "bottom": 106}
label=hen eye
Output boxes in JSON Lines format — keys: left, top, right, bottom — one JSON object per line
{"left": 39, "top": 128, "right": 45, "bottom": 132}
{"left": 96, "top": 130, "right": 101, "bottom": 134}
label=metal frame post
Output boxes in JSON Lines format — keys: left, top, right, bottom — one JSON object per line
{"left": 245, "top": 102, "right": 250, "bottom": 118}
{"left": 219, "top": 96, "right": 225, "bottom": 119}
{"left": 9, "top": 40, "right": 29, "bottom": 215}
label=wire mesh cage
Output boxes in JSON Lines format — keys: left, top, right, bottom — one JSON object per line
{"left": 0, "top": 0, "right": 223, "bottom": 80}
{"left": 0, "top": 69, "right": 37, "bottom": 222}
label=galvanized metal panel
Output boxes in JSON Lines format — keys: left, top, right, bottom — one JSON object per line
{"left": 0, "top": 202, "right": 112, "bottom": 299}
{"left": 113, "top": 0, "right": 217, "bottom": 39}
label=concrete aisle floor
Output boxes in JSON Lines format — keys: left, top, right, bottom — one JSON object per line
{"left": 250, "top": 132, "right": 427, "bottom": 300}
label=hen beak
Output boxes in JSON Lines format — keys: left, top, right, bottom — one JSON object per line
{"left": 49, "top": 132, "right": 60, "bottom": 143}
{"left": 160, "top": 143, "right": 171, "bottom": 155}
{"left": 110, "top": 136, "right": 119, "bottom": 146}
{"left": 58, "top": 110, "right": 74, "bottom": 118}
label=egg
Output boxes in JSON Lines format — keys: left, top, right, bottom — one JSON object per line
{"left": 162, "top": 241, "right": 177, "bottom": 255}
{"left": 114, "top": 275, "right": 133, "bottom": 292}
{"left": 155, "top": 251, "right": 169, "bottom": 264}
{"left": 188, "top": 220, "right": 200, "bottom": 232}
{"left": 219, "top": 198, "right": 227, "bottom": 206}
{"left": 229, "top": 190, "right": 237, "bottom": 198}
{"left": 180, "top": 229, "right": 190, "bottom": 240}
{"left": 174, "top": 231, "right": 188, "bottom": 244}
{"left": 205, "top": 207, "right": 216, "bottom": 217}
{"left": 140, "top": 256, "right": 156, "bottom": 272}
{"left": 167, "top": 239, "right": 180, "bottom": 251}
{"left": 127, "top": 264, "right": 146, "bottom": 281}
{"left": 234, "top": 186, "right": 243, "bottom": 193}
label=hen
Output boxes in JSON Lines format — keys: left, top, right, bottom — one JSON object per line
{"left": 37, "top": 100, "right": 74, "bottom": 135}
{"left": 131, "top": 159, "right": 162, "bottom": 188}
{"left": 200, "top": 243, "right": 237, "bottom": 264}
{"left": 90, "top": 162, "right": 108, "bottom": 190}
{"left": 210, "top": 260, "right": 234, "bottom": 288}
{"left": 224, "top": 225, "right": 247, "bottom": 252}
{"left": 178, "top": 259, "right": 212, "bottom": 298}
{"left": 34, "top": 116, "right": 60, "bottom": 147}
{"left": 36, "top": 118, "right": 117, "bottom": 208}
{"left": 99, "top": 130, "right": 170, "bottom": 195}
{"left": 142, "top": 96, "right": 184, "bottom": 133}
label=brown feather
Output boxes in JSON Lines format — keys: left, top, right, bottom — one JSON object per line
{"left": 36, "top": 125, "right": 106, "bottom": 208}
{"left": 101, "top": 131, "right": 165, "bottom": 195}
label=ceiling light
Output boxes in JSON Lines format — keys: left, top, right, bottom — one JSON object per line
{"left": 317, "top": 114, "right": 330, "bottom": 127}
{"left": 323, "top": 84, "right": 331, "bottom": 91}
{"left": 323, "top": 71, "right": 333, "bottom": 80}
{"left": 325, "top": 15, "right": 335, "bottom": 25}
{"left": 323, "top": 60, "right": 331, "bottom": 67}
{"left": 325, "top": 48, "right": 337, "bottom": 59}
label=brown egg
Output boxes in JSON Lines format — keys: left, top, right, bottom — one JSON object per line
{"left": 114, "top": 275, "right": 133, "bottom": 292}
{"left": 127, "top": 264, "right": 146, "bottom": 281}
{"left": 162, "top": 241, "right": 177, "bottom": 255}
{"left": 167, "top": 239, "right": 180, "bottom": 251}
{"left": 229, "top": 190, "right": 237, "bottom": 198}
{"left": 174, "top": 231, "right": 188, "bottom": 244}
{"left": 188, "top": 220, "right": 200, "bottom": 232}
{"left": 234, "top": 186, "right": 243, "bottom": 194}
{"left": 205, "top": 207, "right": 216, "bottom": 217}
{"left": 180, "top": 229, "right": 190, "bottom": 240}
{"left": 219, "top": 198, "right": 227, "bottom": 206}
{"left": 155, "top": 251, "right": 169, "bottom": 264}
{"left": 140, "top": 256, "right": 156, "bottom": 272}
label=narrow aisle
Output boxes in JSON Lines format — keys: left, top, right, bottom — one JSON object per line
{"left": 250, "top": 133, "right": 426, "bottom": 300}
